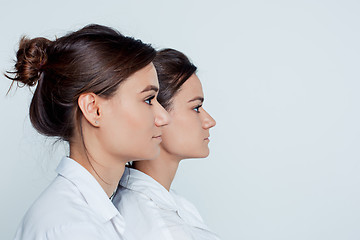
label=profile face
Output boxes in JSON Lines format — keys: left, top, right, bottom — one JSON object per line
{"left": 98, "top": 63, "right": 170, "bottom": 161}
{"left": 160, "top": 74, "right": 216, "bottom": 159}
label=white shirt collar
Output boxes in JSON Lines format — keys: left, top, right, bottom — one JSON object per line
{"left": 56, "top": 157, "right": 122, "bottom": 224}
{"left": 119, "top": 167, "right": 215, "bottom": 232}
{"left": 119, "top": 167, "right": 178, "bottom": 211}
{"left": 170, "top": 190, "right": 212, "bottom": 231}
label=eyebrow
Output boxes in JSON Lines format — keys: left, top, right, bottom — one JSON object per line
{"left": 140, "top": 85, "right": 159, "bottom": 93}
{"left": 188, "top": 96, "right": 204, "bottom": 103}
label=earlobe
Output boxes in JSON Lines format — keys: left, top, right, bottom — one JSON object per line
{"left": 78, "top": 93, "right": 101, "bottom": 127}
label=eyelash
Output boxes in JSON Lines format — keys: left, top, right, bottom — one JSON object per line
{"left": 145, "top": 95, "right": 155, "bottom": 105}
{"left": 193, "top": 104, "right": 202, "bottom": 113}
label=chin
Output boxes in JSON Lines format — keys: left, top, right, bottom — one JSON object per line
{"left": 147, "top": 147, "right": 161, "bottom": 160}
{"left": 191, "top": 148, "right": 210, "bottom": 158}
{"left": 153, "top": 147, "right": 161, "bottom": 159}
{"left": 200, "top": 152, "right": 210, "bottom": 158}
{"left": 134, "top": 147, "right": 160, "bottom": 161}
{"left": 202, "top": 146, "right": 210, "bottom": 157}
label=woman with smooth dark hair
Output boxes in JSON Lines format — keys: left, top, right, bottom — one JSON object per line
{"left": 6, "top": 24, "right": 169, "bottom": 239}
{"left": 113, "top": 49, "right": 220, "bottom": 240}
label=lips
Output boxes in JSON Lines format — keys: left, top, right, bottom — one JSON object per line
{"left": 152, "top": 134, "right": 162, "bottom": 141}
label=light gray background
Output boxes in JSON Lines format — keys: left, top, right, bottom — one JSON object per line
{"left": 1, "top": 0, "right": 359, "bottom": 239}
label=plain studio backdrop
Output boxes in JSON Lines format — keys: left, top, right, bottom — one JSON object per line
{"left": 1, "top": 0, "right": 359, "bottom": 239}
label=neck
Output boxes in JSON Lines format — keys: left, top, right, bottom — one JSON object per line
{"left": 133, "top": 148, "right": 182, "bottom": 191}
{"left": 69, "top": 142, "right": 125, "bottom": 198}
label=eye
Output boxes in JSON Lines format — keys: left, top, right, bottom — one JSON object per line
{"left": 145, "top": 95, "right": 155, "bottom": 105}
{"left": 193, "top": 104, "right": 202, "bottom": 113}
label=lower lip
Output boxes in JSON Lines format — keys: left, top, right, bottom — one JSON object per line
{"left": 153, "top": 136, "right": 162, "bottom": 142}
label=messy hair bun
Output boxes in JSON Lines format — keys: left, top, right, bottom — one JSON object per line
{"left": 6, "top": 37, "right": 51, "bottom": 87}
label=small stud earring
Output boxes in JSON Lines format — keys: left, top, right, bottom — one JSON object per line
{"left": 95, "top": 120, "right": 99, "bottom": 124}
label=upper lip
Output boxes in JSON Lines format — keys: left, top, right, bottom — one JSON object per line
{"left": 153, "top": 134, "right": 162, "bottom": 138}
{"left": 204, "top": 136, "right": 210, "bottom": 139}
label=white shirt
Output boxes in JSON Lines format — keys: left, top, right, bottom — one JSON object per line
{"left": 14, "top": 157, "right": 126, "bottom": 240}
{"left": 112, "top": 167, "right": 221, "bottom": 240}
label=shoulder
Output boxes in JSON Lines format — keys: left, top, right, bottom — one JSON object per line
{"left": 15, "top": 175, "right": 101, "bottom": 239}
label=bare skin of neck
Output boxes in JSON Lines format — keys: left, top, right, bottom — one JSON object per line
{"left": 133, "top": 147, "right": 182, "bottom": 191}
{"left": 69, "top": 138, "right": 125, "bottom": 198}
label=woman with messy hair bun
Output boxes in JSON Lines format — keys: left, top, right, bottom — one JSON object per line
{"left": 6, "top": 24, "right": 170, "bottom": 239}
{"left": 113, "top": 49, "right": 220, "bottom": 240}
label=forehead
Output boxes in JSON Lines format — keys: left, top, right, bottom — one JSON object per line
{"left": 177, "top": 74, "right": 204, "bottom": 98}
{"left": 120, "top": 63, "right": 159, "bottom": 91}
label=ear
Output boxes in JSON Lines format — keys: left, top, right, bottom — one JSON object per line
{"left": 78, "top": 93, "right": 102, "bottom": 127}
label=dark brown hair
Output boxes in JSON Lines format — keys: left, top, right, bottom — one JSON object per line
{"left": 6, "top": 24, "right": 156, "bottom": 142}
{"left": 153, "top": 48, "right": 197, "bottom": 111}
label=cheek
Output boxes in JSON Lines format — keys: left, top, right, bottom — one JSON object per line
{"left": 161, "top": 114, "right": 206, "bottom": 157}
{"left": 100, "top": 101, "right": 156, "bottom": 159}
{"left": 117, "top": 103, "right": 155, "bottom": 140}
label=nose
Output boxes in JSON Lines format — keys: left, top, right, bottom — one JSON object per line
{"left": 201, "top": 108, "right": 216, "bottom": 129}
{"left": 154, "top": 101, "right": 170, "bottom": 127}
